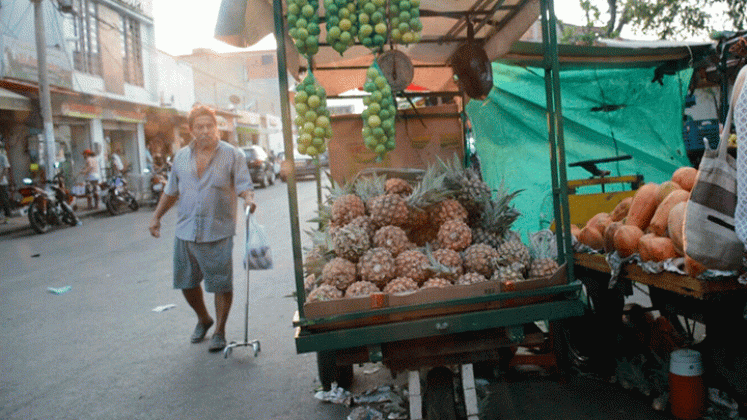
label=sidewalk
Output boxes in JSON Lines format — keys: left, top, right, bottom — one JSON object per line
{"left": 0, "top": 205, "right": 107, "bottom": 237}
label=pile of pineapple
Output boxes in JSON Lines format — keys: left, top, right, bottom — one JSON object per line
{"left": 304, "top": 157, "right": 560, "bottom": 303}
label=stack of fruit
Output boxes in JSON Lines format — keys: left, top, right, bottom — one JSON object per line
{"left": 324, "top": 0, "right": 358, "bottom": 55}
{"left": 388, "top": 0, "right": 423, "bottom": 45}
{"left": 294, "top": 72, "right": 333, "bottom": 157}
{"left": 288, "top": 0, "right": 321, "bottom": 56}
{"left": 356, "top": 0, "right": 387, "bottom": 52}
{"left": 361, "top": 63, "right": 397, "bottom": 160}
{"left": 575, "top": 166, "right": 705, "bottom": 276}
{"left": 304, "top": 157, "right": 561, "bottom": 303}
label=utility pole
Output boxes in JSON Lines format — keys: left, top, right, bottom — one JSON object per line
{"left": 32, "top": 0, "right": 57, "bottom": 182}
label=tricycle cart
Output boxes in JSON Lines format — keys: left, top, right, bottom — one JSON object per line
{"left": 216, "top": 0, "right": 586, "bottom": 417}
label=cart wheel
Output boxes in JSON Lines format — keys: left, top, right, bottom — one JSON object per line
{"left": 424, "top": 367, "right": 457, "bottom": 420}
{"left": 317, "top": 351, "right": 337, "bottom": 391}
{"left": 253, "top": 342, "right": 261, "bottom": 357}
{"left": 336, "top": 364, "right": 354, "bottom": 390}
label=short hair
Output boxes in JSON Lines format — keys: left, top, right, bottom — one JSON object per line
{"left": 188, "top": 105, "right": 217, "bottom": 129}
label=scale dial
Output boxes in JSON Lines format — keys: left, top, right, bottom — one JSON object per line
{"left": 377, "top": 50, "right": 414, "bottom": 92}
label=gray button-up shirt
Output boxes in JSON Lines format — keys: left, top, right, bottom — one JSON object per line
{"left": 164, "top": 141, "right": 253, "bottom": 243}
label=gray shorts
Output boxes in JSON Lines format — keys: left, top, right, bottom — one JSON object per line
{"left": 173, "top": 237, "right": 233, "bottom": 293}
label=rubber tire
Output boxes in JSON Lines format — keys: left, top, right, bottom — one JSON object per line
{"left": 127, "top": 196, "right": 139, "bottom": 211}
{"left": 259, "top": 172, "right": 268, "bottom": 188}
{"left": 424, "top": 367, "right": 457, "bottom": 420}
{"left": 106, "top": 192, "right": 122, "bottom": 216}
{"left": 27, "top": 201, "right": 49, "bottom": 234}
{"left": 267, "top": 169, "right": 275, "bottom": 186}
{"left": 61, "top": 202, "right": 78, "bottom": 226}
{"left": 336, "top": 364, "right": 354, "bottom": 390}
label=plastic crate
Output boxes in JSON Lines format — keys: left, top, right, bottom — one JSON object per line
{"left": 683, "top": 119, "right": 720, "bottom": 151}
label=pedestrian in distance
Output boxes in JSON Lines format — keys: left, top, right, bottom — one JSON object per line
{"left": 148, "top": 105, "right": 256, "bottom": 353}
{"left": 0, "top": 141, "right": 12, "bottom": 223}
{"left": 80, "top": 149, "right": 101, "bottom": 209}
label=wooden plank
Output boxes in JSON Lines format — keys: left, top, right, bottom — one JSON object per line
{"left": 574, "top": 253, "right": 747, "bottom": 299}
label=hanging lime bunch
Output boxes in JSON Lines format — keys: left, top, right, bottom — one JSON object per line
{"left": 287, "top": 0, "right": 321, "bottom": 57}
{"left": 294, "top": 72, "right": 332, "bottom": 157}
{"left": 356, "top": 0, "right": 387, "bottom": 52}
{"left": 324, "top": 0, "right": 358, "bottom": 56}
{"left": 362, "top": 62, "right": 396, "bottom": 159}
{"left": 389, "top": 0, "right": 422, "bottom": 45}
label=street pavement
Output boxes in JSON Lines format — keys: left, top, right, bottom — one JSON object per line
{"left": 0, "top": 176, "right": 670, "bottom": 420}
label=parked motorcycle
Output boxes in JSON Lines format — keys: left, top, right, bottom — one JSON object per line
{"left": 144, "top": 160, "right": 169, "bottom": 207}
{"left": 102, "top": 173, "right": 139, "bottom": 216}
{"left": 26, "top": 173, "right": 80, "bottom": 234}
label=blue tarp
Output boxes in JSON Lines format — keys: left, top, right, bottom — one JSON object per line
{"left": 466, "top": 63, "right": 693, "bottom": 237}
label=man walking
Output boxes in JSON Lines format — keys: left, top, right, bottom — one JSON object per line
{"left": 148, "top": 105, "right": 255, "bottom": 352}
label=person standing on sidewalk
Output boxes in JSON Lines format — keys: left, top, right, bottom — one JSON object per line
{"left": 80, "top": 149, "right": 101, "bottom": 209}
{"left": 148, "top": 105, "right": 256, "bottom": 353}
{"left": 0, "top": 141, "right": 12, "bottom": 223}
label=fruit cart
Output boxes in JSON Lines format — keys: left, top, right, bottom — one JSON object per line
{"left": 215, "top": 0, "right": 586, "bottom": 416}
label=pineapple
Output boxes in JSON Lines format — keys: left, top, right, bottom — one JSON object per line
{"left": 421, "top": 277, "right": 453, "bottom": 289}
{"left": 331, "top": 194, "right": 365, "bottom": 226}
{"left": 345, "top": 280, "right": 381, "bottom": 298}
{"left": 472, "top": 186, "right": 522, "bottom": 247}
{"left": 437, "top": 219, "right": 472, "bottom": 251}
{"left": 528, "top": 230, "right": 560, "bottom": 278}
{"left": 428, "top": 247, "right": 464, "bottom": 280}
{"left": 496, "top": 231, "right": 531, "bottom": 274}
{"left": 306, "top": 284, "right": 343, "bottom": 302}
{"left": 456, "top": 272, "right": 489, "bottom": 285}
{"left": 373, "top": 225, "right": 413, "bottom": 257}
{"left": 369, "top": 193, "right": 410, "bottom": 228}
{"left": 395, "top": 249, "right": 430, "bottom": 284}
{"left": 408, "top": 225, "right": 439, "bottom": 248}
{"left": 304, "top": 274, "right": 319, "bottom": 294}
{"left": 357, "top": 247, "right": 396, "bottom": 287}
{"left": 428, "top": 199, "right": 468, "bottom": 226}
{"left": 354, "top": 174, "right": 387, "bottom": 211}
{"left": 462, "top": 243, "right": 499, "bottom": 278}
{"left": 303, "top": 228, "right": 335, "bottom": 279}
{"left": 331, "top": 223, "right": 371, "bottom": 261}
{"left": 402, "top": 165, "right": 449, "bottom": 234}
{"left": 321, "top": 257, "right": 358, "bottom": 290}
{"left": 383, "top": 277, "right": 419, "bottom": 294}
{"left": 385, "top": 178, "right": 413, "bottom": 196}
{"left": 440, "top": 154, "right": 492, "bottom": 216}
{"left": 348, "top": 215, "right": 375, "bottom": 239}
{"left": 491, "top": 265, "right": 524, "bottom": 284}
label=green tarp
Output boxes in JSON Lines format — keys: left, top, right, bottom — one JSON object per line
{"left": 466, "top": 63, "right": 693, "bottom": 238}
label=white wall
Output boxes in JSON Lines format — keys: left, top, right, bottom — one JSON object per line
{"left": 156, "top": 52, "right": 196, "bottom": 112}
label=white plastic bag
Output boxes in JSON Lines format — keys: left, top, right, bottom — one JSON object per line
{"left": 245, "top": 212, "right": 273, "bottom": 270}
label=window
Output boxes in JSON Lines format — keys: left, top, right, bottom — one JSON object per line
{"left": 63, "top": 0, "right": 102, "bottom": 75}
{"left": 261, "top": 54, "right": 273, "bottom": 65}
{"left": 121, "top": 15, "right": 144, "bottom": 86}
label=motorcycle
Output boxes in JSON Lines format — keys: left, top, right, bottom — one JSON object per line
{"left": 102, "top": 173, "right": 139, "bottom": 216}
{"left": 144, "top": 161, "right": 169, "bottom": 207}
{"left": 26, "top": 173, "right": 80, "bottom": 234}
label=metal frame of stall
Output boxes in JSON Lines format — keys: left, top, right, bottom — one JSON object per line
{"left": 268, "top": 0, "right": 583, "bottom": 358}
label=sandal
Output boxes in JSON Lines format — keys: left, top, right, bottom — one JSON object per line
{"left": 208, "top": 333, "right": 226, "bottom": 352}
{"left": 190, "top": 320, "right": 214, "bottom": 343}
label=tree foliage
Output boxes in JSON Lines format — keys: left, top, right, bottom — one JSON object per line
{"left": 569, "top": 0, "right": 745, "bottom": 42}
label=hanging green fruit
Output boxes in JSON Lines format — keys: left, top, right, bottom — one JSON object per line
{"left": 287, "top": 0, "right": 321, "bottom": 57}
{"left": 389, "top": 0, "right": 422, "bottom": 45}
{"left": 361, "top": 62, "right": 396, "bottom": 160}
{"left": 294, "top": 72, "right": 332, "bottom": 157}
{"left": 356, "top": 0, "right": 387, "bottom": 53}
{"left": 324, "top": 0, "right": 358, "bottom": 56}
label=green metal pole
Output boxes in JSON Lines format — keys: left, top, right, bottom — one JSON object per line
{"left": 273, "top": 0, "right": 307, "bottom": 318}
{"left": 540, "top": 0, "right": 574, "bottom": 283}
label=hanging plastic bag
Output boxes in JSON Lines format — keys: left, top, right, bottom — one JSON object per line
{"left": 245, "top": 211, "right": 272, "bottom": 270}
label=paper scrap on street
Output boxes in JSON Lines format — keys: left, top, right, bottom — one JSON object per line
{"left": 152, "top": 304, "right": 176, "bottom": 312}
{"left": 47, "top": 286, "right": 72, "bottom": 295}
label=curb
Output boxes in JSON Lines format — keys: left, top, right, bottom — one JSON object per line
{"left": 0, "top": 208, "right": 108, "bottom": 237}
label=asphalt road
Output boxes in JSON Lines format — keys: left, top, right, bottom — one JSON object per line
{"left": 0, "top": 175, "right": 672, "bottom": 420}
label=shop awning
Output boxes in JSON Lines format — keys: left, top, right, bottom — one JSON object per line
{"left": 0, "top": 87, "right": 32, "bottom": 111}
{"left": 215, "top": 0, "right": 540, "bottom": 78}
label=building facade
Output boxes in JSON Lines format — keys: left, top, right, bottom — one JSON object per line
{"left": 0, "top": 0, "right": 158, "bottom": 198}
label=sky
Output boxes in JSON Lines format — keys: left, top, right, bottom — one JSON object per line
{"left": 152, "top": 0, "right": 590, "bottom": 57}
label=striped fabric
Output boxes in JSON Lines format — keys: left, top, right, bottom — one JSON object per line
{"left": 684, "top": 104, "right": 743, "bottom": 271}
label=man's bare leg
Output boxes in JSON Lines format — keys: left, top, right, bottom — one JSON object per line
{"left": 182, "top": 287, "right": 213, "bottom": 326}
{"left": 214, "top": 291, "right": 233, "bottom": 336}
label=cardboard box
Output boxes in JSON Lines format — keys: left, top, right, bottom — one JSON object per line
{"left": 328, "top": 103, "right": 464, "bottom": 185}
{"left": 303, "top": 265, "right": 568, "bottom": 324}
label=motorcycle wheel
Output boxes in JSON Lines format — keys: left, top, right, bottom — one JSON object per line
{"left": 128, "top": 195, "right": 139, "bottom": 211}
{"left": 60, "top": 202, "right": 79, "bottom": 226}
{"left": 28, "top": 201, "right": 49, "bottom": 234}
{"left": 106, "top": 192, "right": 122, "bottom": 216}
